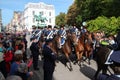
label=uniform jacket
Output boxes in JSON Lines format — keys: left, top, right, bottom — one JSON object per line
{"left": 30, "top": 42, "right": 39, "bottom": 57}
{"left": 43, "top": 44, "right": 56, "bottom": 69}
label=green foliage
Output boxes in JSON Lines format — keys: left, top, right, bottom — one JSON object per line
{"left": 55, "top": 12, "right": 66, "bottom": 26}
{"left": 87, "top": 16, "right": 120, "bottom": 35}
{"left": 75, "top": 15, "right": 82, "bottom": 26}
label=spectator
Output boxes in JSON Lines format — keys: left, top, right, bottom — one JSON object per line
{"left": 9, "top": 50, "right": 23, "bottom": 75}
{"left": 15, "top": 63, "right": 33, "bottom": 80}
{"left": 0, "top": 42, "right": 7, "bottom": 78}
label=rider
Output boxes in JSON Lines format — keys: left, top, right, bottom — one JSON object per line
{"left": 70, "top": 24, "right": 80, "bottom": 37}
{"left": 53, "top": 26, "right": 58, "bottom": 37}
{"left": 30, "top": 25, "right": 37, "bottom": 41}
{"left": 57, "top": 25, "right": 66, "bottom": 46}
{"left": 45, "top": 25, "right": 54, "bottom": 40}
{"left": 35, "top": 27, "right": 43, "bottom": 41}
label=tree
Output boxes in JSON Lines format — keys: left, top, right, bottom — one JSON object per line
{"left": 55, "top": 12, "right": 66, "bottom": 26}
{"left": 67, "top": 0, "right": 120, "bottom": 24}
{"left": 66, "top": 2, "right": 80, "bottom": 25}
{"left": 87, "top": 16, "right": 120, "bottom": 35}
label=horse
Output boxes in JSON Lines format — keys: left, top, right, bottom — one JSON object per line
{"left": 71, "top": 33, "right": 84, "bottom": 66}
{"left": 37, "top": 33, "right": 61, "bottom": 61}
{"left": 50, "top": 35, "right": 61, "bottom": 54}
{"left": 60, "top": 33, "right": 74, "bottom": 71}
{"left": 83, "top": 32, "right": 94, "bottom": 65}
{"left": 94, "top": 45, "right": 120, "bottom": 80}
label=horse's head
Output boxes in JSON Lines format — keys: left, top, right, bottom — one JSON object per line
{"left": 84, "top": 32, "right": 93, "bottom": 44}
{"left": 52, "top": 35, "right": 61, "bottom": 51}
{"left": 71, "top": 33, "right": 78, "bottom": 45}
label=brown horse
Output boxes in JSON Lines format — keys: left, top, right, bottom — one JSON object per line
{"left": 84, "top": 32, "right": 94, "bottom": 65}
{"left": 38, "top": 34, "right": 61, "bottom": 60}
{"left": 61, "top": 33, "right": 74, "bottom": 71}
{"left": 50, "top": 35, "right": 61, "bottom": 54}
{"left": 71, "top": 33, "right": 84, "bottom": 66}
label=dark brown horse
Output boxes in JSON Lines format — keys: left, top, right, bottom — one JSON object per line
{"left": 94, "top": 46, "right": 120, "bottom": 80}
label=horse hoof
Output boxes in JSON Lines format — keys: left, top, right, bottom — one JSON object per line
{"left": 69, "top": 68, "right": 73, "bottom": 71}
{"left": 73, "top": 61, "right": 76, "bottom": 65}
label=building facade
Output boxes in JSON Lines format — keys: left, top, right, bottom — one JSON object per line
{"left": 10, "top": 11, "right": 23, "bottom": 32}
{"left": 24, "top": 2, "right": 55, "bottom": 31}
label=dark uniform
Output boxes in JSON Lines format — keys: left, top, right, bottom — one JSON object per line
{"left": 42, "top": 39, "right": 56, "bottom": 80}
{"left": 44, "top": 25, "right": 54, "bottom": 40}
{"left": 30, "top": 37, "right": 39, "bottom": 70}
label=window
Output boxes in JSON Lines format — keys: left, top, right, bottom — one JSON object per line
{"left": 32, "top": 11, "right": 35, "bottom": 15}
{"left": 49, "top": 18, "right": 51, "bottom": 23}
{"left": 49, "top": 12, "right": 51, "bottom": 16}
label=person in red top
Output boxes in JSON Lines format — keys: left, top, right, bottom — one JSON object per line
{"left": 4, "top": 47, "right": 13, "bottom": 73}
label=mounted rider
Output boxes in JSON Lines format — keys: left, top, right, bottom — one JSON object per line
{"left": 53, "top": 26, "right": 58, "bottom": 37}
{"left": 30, "top": 25, "right": 37, "bottom": 41}
{"left": 44, "top": 25, "right": 54, "bottom": 40}
{"left": 35, "top": 27, "right": 43, "bottom": 41}
{"left": 31, "top": 25, "right": 43, "bottom": 41}
{"left": 57, "top": 25, "right": 66, "bottom": 46}
{"left": 70, "top": 24, "right": 80, "bottom": 38}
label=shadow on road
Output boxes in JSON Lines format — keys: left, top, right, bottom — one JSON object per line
{"left": 79, "top": 64, "right": 96, "bottom": 80}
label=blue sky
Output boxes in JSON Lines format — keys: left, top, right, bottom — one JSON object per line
{"left": 0, "top": 0, "right": 74, "bottom": 26}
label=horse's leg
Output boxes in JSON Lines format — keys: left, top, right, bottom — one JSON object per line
{"left": 78, "top": 51, "right": 83, "bottom": 67}
{"left": 102, "top": 65, "right": 108, "bottom": 74}
{"left": 74, "top": 51, "right": 80, "bottom": 65}
{"left": 94, "top": 65, "right": 102, "bottom": 80}
{"left": 83, "top": 50, "right": 87, "bottom": 61}
{"left": 65, "top": 53, "right": 73, "bottom": 71}
{"left": 88, "top": 50, "right": 93, "bottom": 65}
